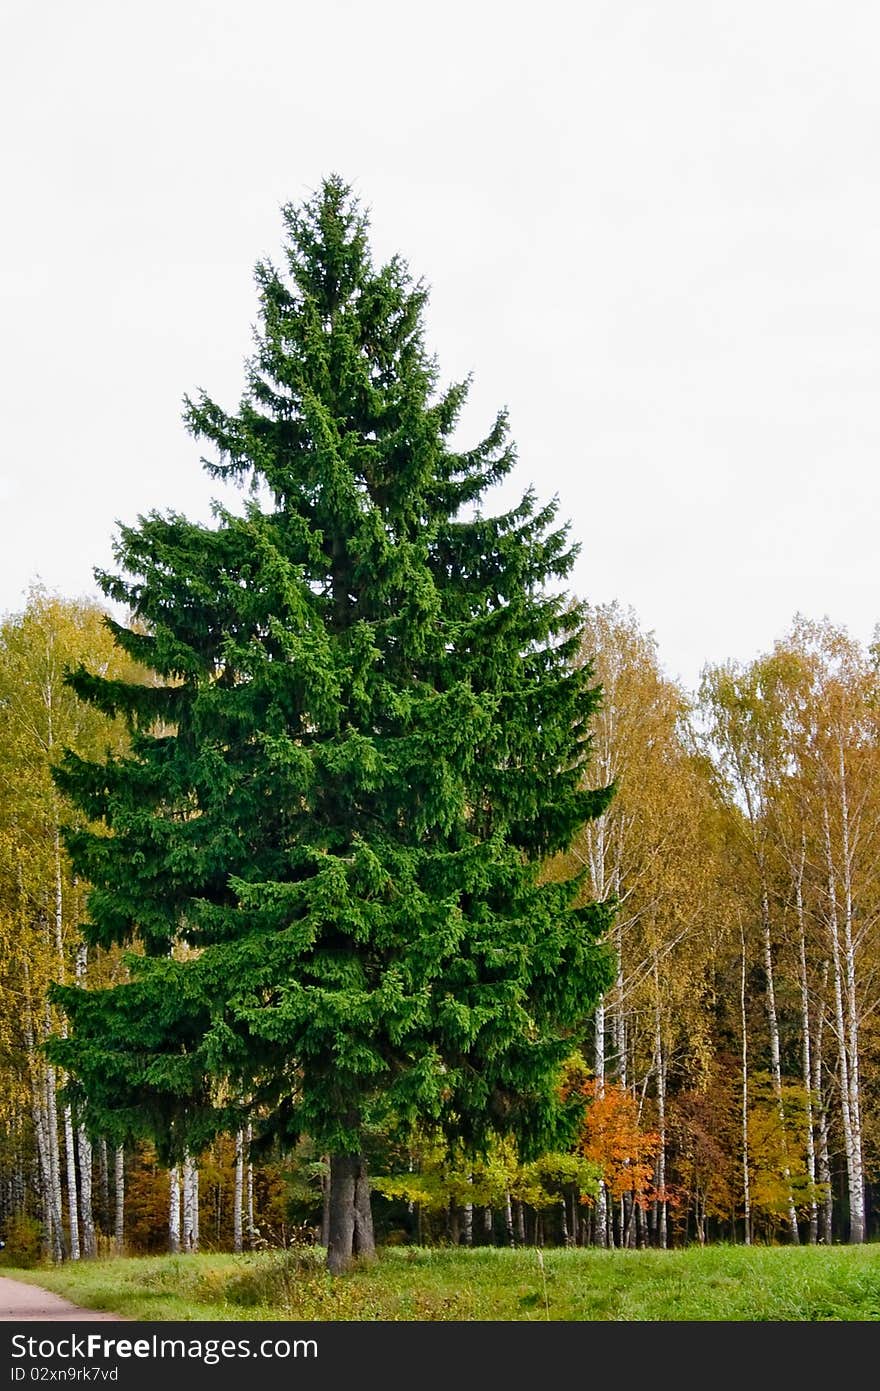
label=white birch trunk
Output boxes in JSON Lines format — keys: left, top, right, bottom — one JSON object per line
{"left": 63, "top": 1103, "right": 80, "bottom": 1260}
{"left": 822, "top": 797, "right": 860, "bottom": 1242}
{"left": 39, "top": 1102, "right": 63, "bottom": 1262}
{"left": 113, "top": 1146, "right": 124, "bottom": 1252}
{"left": 246, "top": 1123, "right": 255, "bottom": 1248}
{"left": 793, "top": 839, "right": 818, "bottom": 1243}
{"left": 613, "top": 914, "right": 626, "bottom": 1090}
{"left": 653, "top": 959, "right": 668, "bottom": 1249}
{"left": 44, "top": 1052, "right": 65, "bottom": 1261}
{"left": 587, "top": 804, "right": 612, "bottom": 1250}
{"left": 759, "top": 873, "right": 799, "bottom": 1242}
{"left": 77, "top": 1128, "right": 96, "bottom": 1257}
{"left": 23, "top": 970, "right": 63, "bottom": 1263}
{"left": 836, "top": 741, "right": 865, "bottom": 1242}
{"left": 503, "top": 1190, "right": 515, "bottom": 1248}
{"left": 624, "top": 1192, "right": 638, "bottom": 1249}
{"left": 593, "top": 997, "right": 608, "bottom": 1247}
{"left": 52, "top": 830, "right": 82, "bottom": 1260}
{"left": 98, "top": 1139, "right": 109, "bottom": 1234}
{"left": 180, "top": 1151, "right": 191, "bottom": 1251}
{"left": 813, "top": 967, "right": 833, "bottom": 1243}
{"left": 462, "top": 1174, "right": 473, "bottom": 1247}
{"left": 740, "top": 922, "right": 751, "bottom": 1246}
{"left": 169, "top": 1166, "right": 181, "bottom": 1254}
{"left": 74, "top": 943, "right": 96, "bottom": 1257}
{"left": 233, "top": 1130, "right": 244, "bottom": 1254}
{"left": 192, "top": 1165, "right": 199, "bottom": 1251}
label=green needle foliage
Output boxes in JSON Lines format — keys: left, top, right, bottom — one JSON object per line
{"left": 50, "top": 177, "right": 614, "bottom": 1268}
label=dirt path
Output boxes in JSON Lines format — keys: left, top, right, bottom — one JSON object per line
{"left": 0, "top": 1275, "right": 125, "bottom": 1321}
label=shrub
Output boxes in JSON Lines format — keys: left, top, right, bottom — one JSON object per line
{"left": 0, "top": 1215, "right": 44, "bottom": 1268}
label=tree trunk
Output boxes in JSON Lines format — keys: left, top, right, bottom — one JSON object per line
{"left": 462, "top": 1189, "right": 473, "bottom": 1247}
{"left": 32, "top": 1074, "right": 61, "bottom": 1261}
{"left": 446, "top": 1201, "right": 460, "bottom": 1246}
{"left": 623, "top": 1194, "right": 637, "bottom": 1248}
{"left": 836, "top": 742, "right": 865, "bottom": 1243}
{"left": 52, "top": 834, "right": 81, "bottom": 1260}
{"left": 813, "top": 963, "right": 833, "bottom": 1243}
{"left": 23, "top": 965, "right": 64, "bottom": 1263}
{"left": 635, "top": 1197, "right": 647, "bottom": 1249}
{"left": 44, "top": 1056, "right": 65, "bottom": 1261}
{"left": 594, "top": 998, "right": 608, "bottom": 1247}
{"left": 233, "top": 1130, "right": 244, "bottom": 1254}
{"left": 113, "top": 1147, "right": 124, "bottom": 1253}
{"left": 352, "top": 1157, "right": 375, "bottom": 1260}
{"left": 63, "top": 1105, "right": 80, "bottom": 1261}
{"left": 817, "top": 1121, "right": 833, "bottom": 1242}
{"left": 653, "top": 954, "right": 668, "bottom": 1249}
{"left": 192, "top": 1165, "right": 200, "bottom": 1250}
{"left": 740, "top": 922, "right": 751, "bottom": 1246}
{"left": 74, "top": 944, "right": 96, "bottom": 1257}
{"left": 588, "top": 800, "right": 612, "bottom": 1253}
{"left": 793, "top": 839, "right": 818, "bottom": 1244}
{"left": 759, "top": 872, "right": 799, "bottom": 1242}
{"left": 504, "top": 1190, "right": 515, "bottom": 1248}
{"left": 78, "top": 1128, "right": 96, "bottom": 1257}
{"left": 169, "top": 1165, "right": 181, "bottom": 1254}
{"left": 246, "top": 1123, "right": 255, "bottom": 1248}
{"left": 516, "top": 1200, "right": 527, "bottom": 1246}
{"left": 182, "top": 1158, "right": 193, "bottom": 1251}
{"left": 823, "top": 797, "right": 862, "bottom": 1242}
{"left": 320, "top": 1155, "right": 331, "bottom": 1250}
{"left": 98, "top": 1139, "right": 109, "bottom": 1234}
{"left": 613, "top": 914, "right": 626, "bottom": 1089}
{"left": 182, "top": 1153, "right": 199, "bottom": 1252}
{"left": 327, "top": 1153, "right": 357, "bottom": 1274}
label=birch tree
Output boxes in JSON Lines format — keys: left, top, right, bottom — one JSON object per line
{"left": 556, "top": 604, "right": 724, "bottom": 1246}
{"left": 775, "top": 619, "right": 879, "bottom": 1242}
{"left": 700, "top": 660, "right": 802, "bottom": 1241}
{"left": 0, "top": 589, "right": 142, "bottom": 1259}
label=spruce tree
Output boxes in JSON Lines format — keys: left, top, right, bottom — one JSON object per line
{"left": 51, "top": 177, "right": 614, "bottom": 1272}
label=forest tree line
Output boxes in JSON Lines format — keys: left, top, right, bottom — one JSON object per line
{"left": 1, "top": 587, "right": 876, "bottom": 1261}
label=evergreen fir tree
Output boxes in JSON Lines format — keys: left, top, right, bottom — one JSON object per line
{"left": 51, "top": 177, "right": 614, "bottom": 1272}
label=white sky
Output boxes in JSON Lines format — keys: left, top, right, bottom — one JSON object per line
{"left": 2, "top": 0, "right": 878, "bottom": 693}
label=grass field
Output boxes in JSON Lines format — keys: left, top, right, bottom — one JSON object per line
{"left": 5, "top": 1244, "right": 880, "bottom": 1321}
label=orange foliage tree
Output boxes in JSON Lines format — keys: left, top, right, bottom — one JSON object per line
{"left": 565, "top": 1063, "right": 660, "bottom": 1206}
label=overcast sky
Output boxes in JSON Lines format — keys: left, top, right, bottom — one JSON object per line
{"left": 2, "top": 1, "right": 877, "bottom": 692}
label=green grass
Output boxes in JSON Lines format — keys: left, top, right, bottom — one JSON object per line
{"left": 5, "top": 1244, "right": 880, "bottom": 1321}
